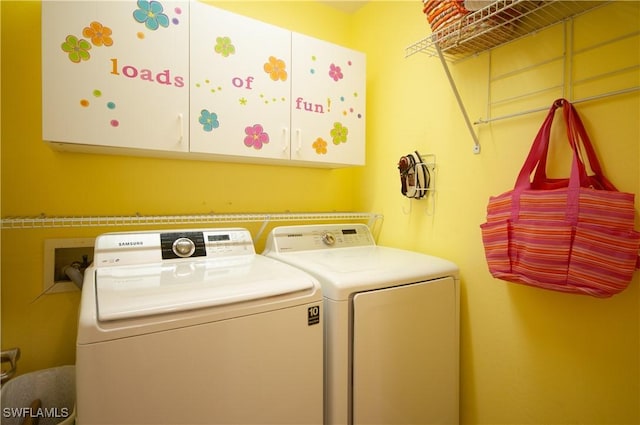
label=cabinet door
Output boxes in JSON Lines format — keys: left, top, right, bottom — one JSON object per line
{"left": 189, "top": 2, "right": 291, "bottom": 161}
{"left": 290, "top": 33, "right": 366, "bottom": 166}
{"left": 42, "top": 1, "right": 189, "bottom": 153}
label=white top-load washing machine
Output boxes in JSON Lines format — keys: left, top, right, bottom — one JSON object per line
{"left": 77, "top": 228, "right": 323, "bottom": 425}
{"left": 263, "top": 224, "right": 460, "bottom": 425}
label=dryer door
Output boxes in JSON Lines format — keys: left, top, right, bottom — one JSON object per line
{"left": 352, "top": 277, "right": 459, "bottom": 425}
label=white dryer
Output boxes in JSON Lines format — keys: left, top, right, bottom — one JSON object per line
{"left": 77, "top": 228, "right": 323, "bottom": 425}
{"left": 263, "top": 224, "right": 460, "bottom": 425}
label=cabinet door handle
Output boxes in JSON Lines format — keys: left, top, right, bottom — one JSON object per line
{"left": 178, "top": 113, "right": 184, "bottom": 143}
{"left": 282, "top": 128, "right": 289, "bottom": 153}
{"left": 296, "top": 129, "right": 302, "bottom": 153}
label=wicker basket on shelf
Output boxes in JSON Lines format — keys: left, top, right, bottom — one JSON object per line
{"left": 423, "top": 0, "right": 469, "bottom": 32}
{"left": 422, "top": 0, "right": 521, "bottom": 56}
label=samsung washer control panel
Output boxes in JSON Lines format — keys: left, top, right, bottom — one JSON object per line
{"left": 94, "top": 228, "right": 255, "bottom": 266}
{"left": 265, "top": 224, "right": 375, "bottom": 253}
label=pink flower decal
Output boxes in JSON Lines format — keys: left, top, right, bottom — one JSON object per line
{"left": 329, "top": 63, "right": 343, "bottom": 82}
{"left": 244, "top": 124, "right": 269, "bottom": 150}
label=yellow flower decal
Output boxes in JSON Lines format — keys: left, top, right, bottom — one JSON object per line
{"left": 264, "top": 56, "right": 288, "bottom": 82}
{"left": 312, "top": 137, "right": 328, "bottom": 155}
{"left": 82, "top": 21, "right": 113, "bottom": 47}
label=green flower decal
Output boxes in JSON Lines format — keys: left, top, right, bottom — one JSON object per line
{"left": 214, "top": 36, "right": 235, "bottom": 57}
{"left": 61, "top": 35, "right": 92, "bottom": 63}
{"left": 330, "top": 122, "right": 348, "bottom": 145}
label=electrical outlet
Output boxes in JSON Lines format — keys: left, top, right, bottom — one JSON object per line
{"left": 44, "top": 238, "right": 95, "bottom": 294}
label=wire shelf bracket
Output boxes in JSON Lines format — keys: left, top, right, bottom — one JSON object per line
{"left": 404, "top": 1, "right": 637, "bottom": 154}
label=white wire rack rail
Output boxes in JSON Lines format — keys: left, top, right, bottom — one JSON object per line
{"left": 406, "top": 0, "right": 608, "bottom": 61}
{"left": 0, "top": 212, "right": 383, "bottom": 231}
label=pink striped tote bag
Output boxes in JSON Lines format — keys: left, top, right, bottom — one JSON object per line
{"left": 480, "top": 99, "right": 640, "bottom": 297}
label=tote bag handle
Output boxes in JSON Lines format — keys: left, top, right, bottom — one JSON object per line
{"left": 529, "top": 100, "right": 617, "bottom": 191}
{"left": 563, "top": 102, "right": 618, "bottom": 191}
{"left": 513, "top": 100, "right": 583, "bottom": 190}
{"left": 531, "top": 102, "right": 589, "bottom": 188}
{"left": 511, "top": 99, "right": 585, "bottom": 224}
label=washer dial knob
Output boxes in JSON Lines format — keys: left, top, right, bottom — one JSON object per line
{"left": 172, "top": 237, "right": 196, "bottom": 258}
{"left": 321, "top": 232, "right": 336, "bottom": 246}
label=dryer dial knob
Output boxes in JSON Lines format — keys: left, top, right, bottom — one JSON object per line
{"left": 321, "top": 232, "right": 336, "bottom": 246}
{"left": 172, "top": 237, "right": 196, "bottom": 258}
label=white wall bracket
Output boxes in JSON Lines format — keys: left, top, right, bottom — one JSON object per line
{"left": 435, "top": 44, "right": 481, "bottom": 155}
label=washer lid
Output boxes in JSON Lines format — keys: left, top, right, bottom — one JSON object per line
{"left": 95, "top": 255, "right": 316, "bottom": 321}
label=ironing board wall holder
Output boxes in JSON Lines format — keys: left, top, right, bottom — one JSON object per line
{"left": 398, "top": 152, "right": 436, "bottom": 200}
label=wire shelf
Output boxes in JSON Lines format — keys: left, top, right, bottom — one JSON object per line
{"left": 406, "top": 0, "right": 608, "bottom": 61}
{"left": 1, "top": 212, "right": 382, "bottom": 230}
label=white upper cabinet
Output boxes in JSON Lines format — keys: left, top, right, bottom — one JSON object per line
{"left": 42, "top": 1, "right": 366, "bottom": 167}
{"left": 290, "top": 33, "right": 366, "bottom": 166}
{"left": 189, "top": 1, "right": 291, "bottom": 162}
{"left": 42, "top": 1, "right": 190, "bottom": 153}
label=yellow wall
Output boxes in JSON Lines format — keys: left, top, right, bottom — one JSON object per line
{"left": 2, "top": 1, "right": 639, "bottom": 424}
{"left": 352, "top": 1, "right": 640, "bottom": 424}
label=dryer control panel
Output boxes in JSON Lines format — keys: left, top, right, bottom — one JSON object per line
{"left": 264, "top": 224, "right": 375, "bottom": 253}
{"left": 94, "top": 228, "right": 255, "bottom": 267}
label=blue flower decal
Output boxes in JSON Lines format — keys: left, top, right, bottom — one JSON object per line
{"left": 133, "top": 0, "right": 170, "bottom": 31}
{"left": 199, "top": 109, "right": 219, "bottom": 132}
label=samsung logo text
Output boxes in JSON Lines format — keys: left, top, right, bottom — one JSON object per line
{"left": 118, "top": 241, "right": 144, "bottom": 247}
